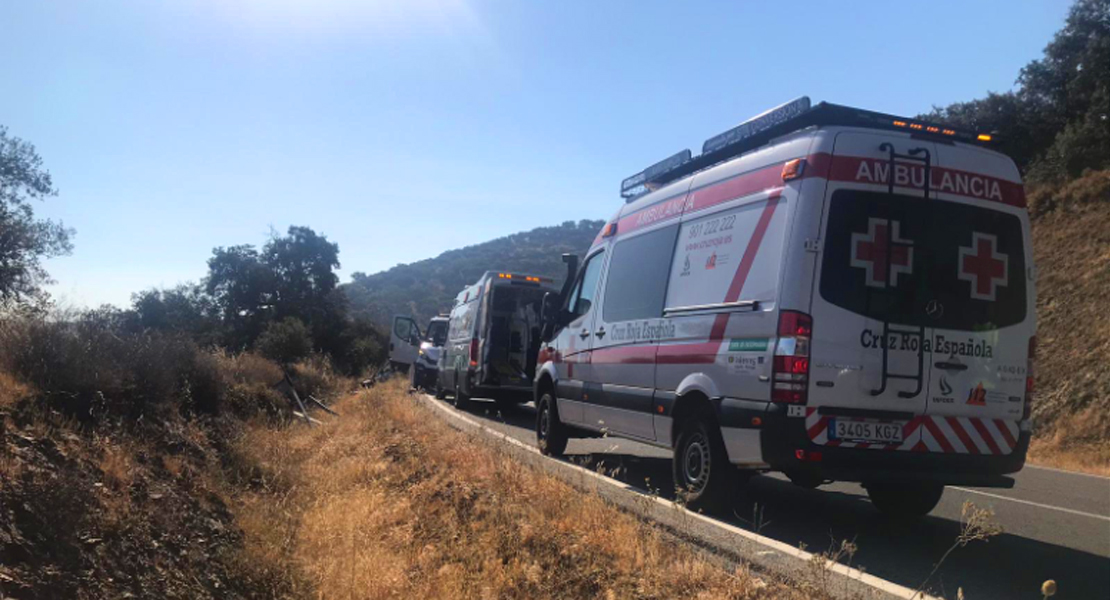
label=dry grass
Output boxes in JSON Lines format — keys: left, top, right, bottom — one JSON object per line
{"left": 234, "top": 380, "right": 815, "bottom": 600}
{"left": 0, "top": 371, "right": 33, "bottom": 410}
{"left": 1027, "top": 407, "right": 1110, "bottom": 477}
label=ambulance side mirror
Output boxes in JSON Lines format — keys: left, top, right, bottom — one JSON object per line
{"left": 540, "top": 292, "right": 560, "bottom": 340}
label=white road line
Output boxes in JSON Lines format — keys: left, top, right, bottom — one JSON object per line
{"left": 950, "top": 487, "right": 1110, "bottom": 522}
{"left": 1025, "top": 463, "right": 1110, "bottom": 481}
{"left": 417, "top": 394, "right": 941, "bottom": 600}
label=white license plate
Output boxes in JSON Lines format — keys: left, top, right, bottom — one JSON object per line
{"left": 828, "top": 419, "right": 904, "bottom": 444}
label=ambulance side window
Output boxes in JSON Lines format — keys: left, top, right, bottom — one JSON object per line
{"left": 603, "top": 224, "right": 680, "bottom": 322}
{"left": 569, "top": 252, "right": 604, "bottom": 318}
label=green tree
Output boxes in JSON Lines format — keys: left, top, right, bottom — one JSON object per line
{"left": 204, "top": 226, "right": 345, "bottom": 351}
{"left": 205, "top": 244, "right": 274, "bottom": 349}
{"left": 255, "top": 317, "right": 314, "bottom": 365}
{"left": 265, "top": 225, "right": 340, "bottom": 320}
{"left": 923, "top": 0, "right": 1109, "bottom": 180}
{"left": 130, "top": 282, "right": 221, "bottom": 344}
{"left": 0, "top": 126, "right": 74, "bottom": 304}
{"left": 1019, "top": 0, "right": 1110, "bottom": 180}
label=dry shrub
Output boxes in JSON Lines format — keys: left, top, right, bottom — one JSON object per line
{"left": 0, "top": 371, "right": 34, "bottom": 410}
{"left": 290, "top": 353, "right": 343, "bottom": 400}
{"left": 0, "top": 311, "right": 229, "bottom": 420}
{"left": 1027, "top": 168, "right": 1110, "bottom": 217}
{"left": 1028, "top": 406, "right": 1110, "bottom": 476}
{"left": 233, "top": 381, "right": 808, "bottom": 600}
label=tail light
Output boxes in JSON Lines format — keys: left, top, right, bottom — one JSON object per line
{"left": 469, "top": 337, "right": 480, "bottom": 368}
{"left": 1024, "top": 336, "right": 1036, "bottom": 421}
{"left": 772, "top": 310, "right": 812, "bottom": 403}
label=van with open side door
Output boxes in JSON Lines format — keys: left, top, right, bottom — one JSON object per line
{"left": 440, "top": 271, "right": 557, "bottom": 410}
{"left": 535, "top": 98, "right": 1035, "bottom": 517}
{"left": 409, "top": 315, "right": 449, "bottom": 392}
{"left": 389, "top": 315, "right": 423, "bottom": 371}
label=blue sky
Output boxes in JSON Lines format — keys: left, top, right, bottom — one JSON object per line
{"left": 1, "top": 0, "right": 1070, "bottom": 308}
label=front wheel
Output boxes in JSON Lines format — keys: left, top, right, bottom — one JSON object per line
{"left": 536, "top": 392, "right": 568, "bottom": 457}
{"left": 866, "top": 482, "right": 944, "bottom": 518}
{"left": 673, "top": 415, "right": 733, "bottom": 512}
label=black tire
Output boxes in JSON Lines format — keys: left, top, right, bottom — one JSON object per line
{"left": 866, "top": 482, "right": 944, "bottom": 518}
{"left": 673, "top": 414, "right": 733, "bottom": 512}
{"left": 434, "top": 380, "right": 446, "bottom": 400}
{"left": 453, "top": 382, "right": 471, "bottom": 411}
{"left": 536, "top": 391, "right": 568, "bottom": 457}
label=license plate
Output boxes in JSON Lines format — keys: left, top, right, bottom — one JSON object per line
{"left": 828, "top": 419, "right": 904, "bottom": 444}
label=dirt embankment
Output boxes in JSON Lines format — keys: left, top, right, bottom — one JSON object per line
{"left": 1027, "top": 169, "right": 1110, "bottom": 473}
{"left": 0, "top": 326, "right": 343, "bottom": 599}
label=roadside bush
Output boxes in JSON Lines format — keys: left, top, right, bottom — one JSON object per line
{"left": 0, "top": 309, "right": 226, "bottom": 420}
{"left": 290, "top": 354, "right": 343, "bottom": 401}
{"left": 254, "top": 317, "right": 313, "bottom": 366}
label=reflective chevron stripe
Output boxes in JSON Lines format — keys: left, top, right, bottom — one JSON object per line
{"left": 804, "top": 407, "right": 1020, "bottom": 455}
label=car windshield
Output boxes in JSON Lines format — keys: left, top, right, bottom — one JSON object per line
{"left": 426, "top": 321, "right": 448, "bottom": 345}
{"left": 820, "top": 190, "right": 1027, "bottom": 331}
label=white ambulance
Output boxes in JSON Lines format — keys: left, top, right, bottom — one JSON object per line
{"left": 534, "top": 98, "right": 1035, "bottom": 517}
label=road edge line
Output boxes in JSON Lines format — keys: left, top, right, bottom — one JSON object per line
{"left": 950, "top": 486, "right": 1110, "bottom": 522}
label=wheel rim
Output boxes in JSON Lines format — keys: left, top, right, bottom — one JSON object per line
{"left": 538, "top": 401, "right": 550, "bottom": 442}
{"left": 682, "top": 432, "right": 711, "bottom": 491}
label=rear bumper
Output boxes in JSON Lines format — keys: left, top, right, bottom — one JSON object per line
{"left": 759, "top": 404, "right": 1028, "bottom": 488}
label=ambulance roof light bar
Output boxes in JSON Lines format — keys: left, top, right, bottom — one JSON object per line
{"left": 620, "top": 149, "right": 692, "bottom": 200}
{"left": 619, "top": 97, "right": 996, "bottom": 201}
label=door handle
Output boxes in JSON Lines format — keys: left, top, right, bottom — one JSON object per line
{"left": 934, "top": 361, "right": 968, "bottom": 371}
{"left": 595, "top": 327, "right": 606, "bottom": 339}
{"left": 579, "top": 329, "right": 590, "bottom": 340}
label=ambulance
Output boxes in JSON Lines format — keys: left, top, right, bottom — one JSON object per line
{"left": 440, "top": 271, "right": 557, "bottom": 410}
{"left": 534, "top": 98, "right": 1035, "bottom": 517}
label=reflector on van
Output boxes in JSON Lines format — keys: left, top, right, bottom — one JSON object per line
{"left": 781, "top": 158, "right": 805, "bottom": 181}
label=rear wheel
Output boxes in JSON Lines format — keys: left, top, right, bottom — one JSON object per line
{"left": 866, "top": 482, "right": 944, "bottom": 518}
{"left": 673, "top": 415, "right": 732, "bottom": 511}
{"left": 536, "top": 391, "right": 568, "bottom": 457}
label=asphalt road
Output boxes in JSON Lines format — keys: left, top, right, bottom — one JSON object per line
{"left": 434, "top": 395, "right": 1110, "bottom": 600}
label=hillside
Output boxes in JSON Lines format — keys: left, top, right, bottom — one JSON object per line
{"left": 1027, "top": 169, "right": 1110, "bottom": 468}
{"left": 343, "top": 220, "right": 604, "bottom": 327}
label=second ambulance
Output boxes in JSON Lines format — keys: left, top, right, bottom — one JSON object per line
{"left": 535, "top": 98, "right": 1035, "bottom": 517}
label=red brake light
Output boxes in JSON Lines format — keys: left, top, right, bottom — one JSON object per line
{"left": 772, "top": 311, "right": 812, "bottom": 404}
{"left": 778, "top": 310, "right": 812, "bottom": 337}
{"left": 469, "top": 338, "right": 480, "bottom": 368}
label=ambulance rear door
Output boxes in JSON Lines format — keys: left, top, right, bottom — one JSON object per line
{"left": 807, "top": 132, "right": 942, "bottom": 448}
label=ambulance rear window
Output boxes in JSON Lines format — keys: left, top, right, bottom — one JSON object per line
{"left": 820, "top": 190, "right": 1027, "bottom": 331}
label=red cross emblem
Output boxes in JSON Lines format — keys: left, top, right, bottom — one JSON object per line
{"left": 958, "top": 232, "right": 1008, "bottom": 301}
{"left": 850, "top": 218, "right": 914, "bottom": 288}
